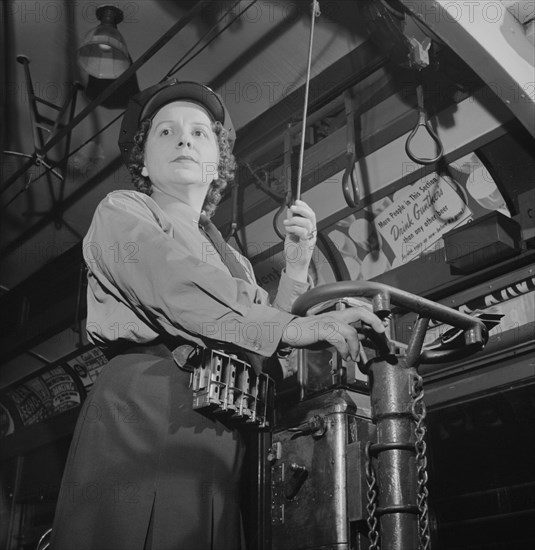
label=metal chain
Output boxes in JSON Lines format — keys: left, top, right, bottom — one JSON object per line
{"left": 365, "top": 441, "right": 380, "bottom": 550}
{"left": 411, "top": 372, "right": 432, "bottom": 550}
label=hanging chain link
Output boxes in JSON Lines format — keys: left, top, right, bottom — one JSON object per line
{"left": 365, "top": 441, "right": 380, "bottom": 550}
{"left": 411, "top": 372, "right": 432, "bottom": 550}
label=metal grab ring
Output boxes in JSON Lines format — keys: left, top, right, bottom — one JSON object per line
{"left": 405, "top": 83, "right": 444, "bottom": 166}
{"left": 405, "top": 114, "right": 444, "bottom": 165}
{"left": 272, "top": 189, "right": 293, "bottom": 241}
{"left": 36, "top": 527, "right": 52, "bottom": 550}
{"left": 342, "top": 90, "right": 360, "bottom": 208}
{"left": 341, "top": 150, "right": 360, "bottom": 208}
{"left": 273, "top": 202, "right": 287, "bottom": 240}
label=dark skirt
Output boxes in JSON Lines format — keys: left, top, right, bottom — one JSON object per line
{"left": 50, "top": 351, "right": 245, "bottom": 550}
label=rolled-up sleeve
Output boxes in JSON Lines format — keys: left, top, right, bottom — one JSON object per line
{"left": 83, "top": 192, "right": 296, "bottom": 357}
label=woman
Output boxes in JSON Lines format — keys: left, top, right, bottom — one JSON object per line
{"left": 50, "top": 79, "right": 384, "bottom": 550}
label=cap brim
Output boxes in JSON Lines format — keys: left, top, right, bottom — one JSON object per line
{"left": 141, "top": 81, "right": 225, "bottom": 123}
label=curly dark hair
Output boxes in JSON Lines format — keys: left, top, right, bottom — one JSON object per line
{"left": 127, "top": 117, "right": 236, "bottom": 218}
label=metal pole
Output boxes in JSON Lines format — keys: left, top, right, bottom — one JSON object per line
{"left": 368, "top": 357, "right": 419, "bottom": 550}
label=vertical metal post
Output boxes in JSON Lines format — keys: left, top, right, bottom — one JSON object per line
{"left": 368, "top": 357, "right": 419, "bottom": 550}
{"left": 6, "top": 455, "right": 24, "bottom": 550}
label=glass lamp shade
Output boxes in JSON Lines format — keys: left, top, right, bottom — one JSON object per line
{"left": 77, "top": 23, "right": 130, "bottom": 79}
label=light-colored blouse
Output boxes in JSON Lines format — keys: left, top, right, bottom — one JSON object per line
{"left": 83, "top": 190, "right": 310, "bottom": 357}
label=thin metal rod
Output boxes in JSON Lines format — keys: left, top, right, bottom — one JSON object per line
{"left": 295, "top": 0, "right": 320, "bottom": 201}
{"left": 1, "top": 0, "right": 212, "bottom": 195}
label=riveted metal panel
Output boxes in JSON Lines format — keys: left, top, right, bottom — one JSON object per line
{"left": 270, "top": 390, "right": 372, "bottom": 550}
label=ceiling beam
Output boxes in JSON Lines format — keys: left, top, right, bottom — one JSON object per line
{"left": 398, "top": 0, "right": 535, "bottom": 137}
{"left": 233, "top": 41, "right": 384, "bottom": 161}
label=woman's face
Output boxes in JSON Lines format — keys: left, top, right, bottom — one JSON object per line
{"left": 141, "top": 101, "right": 219, "bottom": 196}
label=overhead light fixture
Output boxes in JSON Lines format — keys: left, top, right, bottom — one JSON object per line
{"left": 77, "top": 5, "right": 131, "bottom": 79}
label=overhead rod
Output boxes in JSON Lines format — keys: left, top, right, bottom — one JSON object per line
{"left": 0, "top": 0, "right": 212, "bottom": 196}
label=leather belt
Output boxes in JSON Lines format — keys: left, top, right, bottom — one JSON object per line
{"left": 121, "top": 341, "right": 173, "bottom": 358}
{"left": 112, "top": 339, "right": 200, "bottom": 372}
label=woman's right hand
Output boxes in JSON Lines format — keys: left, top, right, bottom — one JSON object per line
{"left": 281, "top": 307, "right": 385, "bottom": 362}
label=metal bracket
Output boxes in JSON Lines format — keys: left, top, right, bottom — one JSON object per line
{"left": 3, "top": 55, "right": 82, "bottom": 227}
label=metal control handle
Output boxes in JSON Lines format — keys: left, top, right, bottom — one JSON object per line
{"left": 292, "top": 280, "right": 488, "bottom": 365}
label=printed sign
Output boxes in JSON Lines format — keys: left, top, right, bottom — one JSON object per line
{"left": 67, "top": 347, "right": 108, "bottom": 388}
{"left": 375, "top": 172, "right": 471, "bottom": 268}
{"left": 321, "top": 152, "right": 510, "bottom": 280}
{"left": 5, "top": 366, "right": 81, "bottom": 427}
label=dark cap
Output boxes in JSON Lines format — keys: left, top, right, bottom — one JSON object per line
{"left": 118, "top": 79, "right": 235, "bottom": 164}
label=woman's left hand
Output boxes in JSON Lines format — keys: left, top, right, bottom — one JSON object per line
{"left": 283, "top": 199, "right": 317, "bottom": 283}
